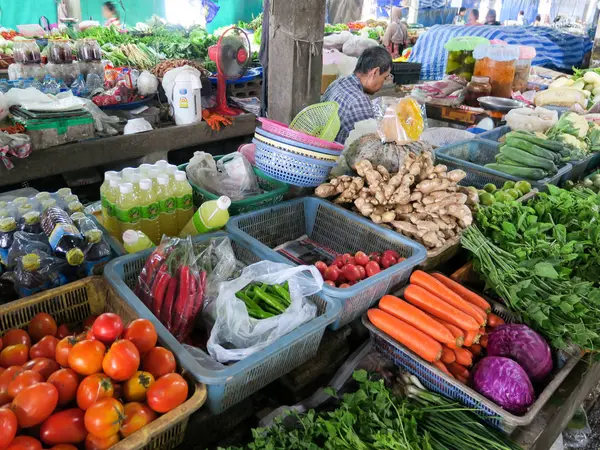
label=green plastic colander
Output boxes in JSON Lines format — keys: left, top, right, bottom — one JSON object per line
{"left": 290, "top": 102, "right": 341, "bottom": 142}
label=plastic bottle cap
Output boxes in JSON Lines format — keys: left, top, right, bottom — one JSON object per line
{"left": 157, "top": 175, "right": 169, "bottom": 186}
{"left": 41, "top": 199, "right": 57, "bottom": 209}
{"left": 155, "top": 160, "right": 168, "bottom": 169}
{"left": 13, "top": 197, "right": 28, "bottom": 206}
{"left": 217, "top": 196, "right": 231, "bottom": 210}
{"left": 174, "top": 171, "right": 187, "bottom": 182}
{"left": 139, "top": 179, "right": 152, "bottom": 191}
{"left": 70, "top": 212, "right": 85, "bottom": 222}
{"left": 22, "top": 253, "right": 41, "bottom": 271}
{"left": 122, "top": 229, "right": 139, "bottom": 245}
{"left": 122, "top": 168, "right": 135, "bottom": 176}
{"left": 166, "top": 165, "right": 177, "bottom": 175}
{"left": 35, "top": 192, "right": 51, "bottom": 201}
{"left": 68, "top": 201, "right": 83, "bottom": 212}
{"left": 85, "top": 229, "right": 102, "bottom": 244}
{"left": 57, "top": 187, "right": 72, "bottom": 198}
{"left": 120, "top": 183, "right": 134, "bottom": 194}
{"left": 139, "top": 164, "right": 153, "bottom": 174}
{"left": 23, "top": 211, "right": 40, "bottom": 224}
{"left": 105, "top": 170, "right": 118, "bottom": 180}
{"left": 148, "top": 169, "right": 159, "bottom": 179}
{"left": 0, "top": 217, "right": 17, "bottom": 231}
{"left": 129, "top": 173, "right": 141, "bottom": 184}
{"left": 109, "top": 177, "right": 121, "bottom": 188}
{"left": 66, "top": 248, "right": 85, "bottom": 266}
{"left": 64, "top": 194, "right": 78, "bottom": 203}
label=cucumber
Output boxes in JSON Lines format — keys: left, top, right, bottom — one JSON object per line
{"left": 500, "top": 146, "right": 558, "bottom": 173}
{"left": 495, "top": 154, "right": 527, "bottom": 167}
{"left": 509, "top": 131, "right": 564, "bottom": 152}
{"left": 504, "top": 138, "right": 558, "bottom": 161}
{"left": 485, "top": 163, "right": 548, "bottom": 180}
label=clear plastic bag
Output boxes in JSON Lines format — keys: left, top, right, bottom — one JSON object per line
{"left": 13, "top": 250, "right": 68, "bottom": 298}
{"left": 562, "top": 406, "right": 591, "bottom": 449}
{"left": 207, "top": 261, "right": 323, "bottom": 363}
{"left": 7, "top": 231, "right": 51, "bottom": 269}
{"left": 505, "top": 107, "right": 558, "bottom": 133}
{"left": 185, "top": 151, "right": 261, "bottom": 201}
{"left": 342, "top": 36, "right": 379, "bottom": 57}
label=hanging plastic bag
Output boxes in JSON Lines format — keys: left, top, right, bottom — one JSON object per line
{"left": 206, "top": 261, "right": 323, "bottom": 363}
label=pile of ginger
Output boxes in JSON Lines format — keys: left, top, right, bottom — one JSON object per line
{"left": 315, "top": 151, "right": 478, "bottom": 250}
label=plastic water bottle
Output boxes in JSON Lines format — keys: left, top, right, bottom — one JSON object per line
{"left": 0, "top": 217, "right": 17, "bottom": 267}
{"left": 139, "top": 164, "right": 153, "bottom": 176}
{"left": 156, "top": 175, "right": 178, "bottom": 237}
{"left": 71, "top": 74, "right": 88, "bottom": 96}
{"left": 138, "top": 178, "right": 160, "bottom": 244}
{"left": 123, "top": 230, "right": 154, "bottom": 254}
{"left": 179, "top": 196, "right": 231, "bottom": 237}
{"left": 155, "top": 160, "right": 169, "bottom": 172}
{"left": 86, "top": 73, "right": 103, "bottom": 92}
{"left": 173, "top": 171, "right": 194, "bottom": 233}
{"left": 40, "top": 207, "right": 85, "bottom": 266}
{"left": 116, "top": 183, "right": 141, "bottom": 237}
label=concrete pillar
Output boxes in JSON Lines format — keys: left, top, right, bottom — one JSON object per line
{"left": 267, "top": 0, "right": 327, "bottom": 123}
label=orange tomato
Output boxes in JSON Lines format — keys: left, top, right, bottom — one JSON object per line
{"left": 0, "top": 366, "right": 23, "bottom": 406}
{"left": 50, "top": 446, "right": 79, "bottom": 450}
{"left": 84, "top": 398, "right": 124, "bottom": 438}
{"left": 84, "top": 433, "right": 119, "bottom": 450}
{"left": 147, "top": 373, "right": 188, "bottom": 413}
{"left": 1, "top": 345, "right": 29, "bottom": 368}
{"left": 77, "top": 374, "right": 114, "bottom": 411}
{"left": 40, "top": 408, "right": 87, "bottom": 446}
{"left": 10, "top": 382, "right": 59, "bottom": 428}
{"left": 47, "top": 369, "right": 79, "bottom": 406}
{"left": 6, "top": 436, "right": 42, "bottom": 450}
{"left": 28, "top": 313, "right": 58, "bottom": 342}
{"left": 120, "top": 402, "right": 157, "bottom": 438}
{"left": 22, "top": 358, "right": 60, "bottom": 380}
{"left": 3, "top": 330, "right": 31, "bottom": 348}
{"left": 68, "top": 340, "right": 105, "bottom": 376}
{"left": 55, "top": 336, "right": 80, "bottom": 368}
{"left": 123, "top": 319, "right": 157, "bottom": 356}
{"left": 29, "top": 336, "right": 59, "bottom": 360}
{"left": 0, "top": 408, "right": 17, "bottom": 450}
{"left": 123, "top": 371, "right": 155, "bottom": 402}
{"left": 7, "top": 370, "right": 43, "bottom": 399}
{"left": 102, "top": 340, "right": 139, "bottom": 382}
{"left": 142, "top": 347, "right": 176, "bottom": 379}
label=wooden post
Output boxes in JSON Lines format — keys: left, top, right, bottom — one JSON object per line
{"left": 267, "top": 0, "right": 327, "bottom": 123}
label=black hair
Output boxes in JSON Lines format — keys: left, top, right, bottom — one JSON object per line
{"left": 471, "top": 9, "right": 479, "bottom": 20}
{"left": 487, "top": 9, "right": 497, "bottom": 18}
{"left": 354, "top": 46, "right": 392, "bottom": 75}
{"left": 459, "top": 7, "right": 466, "bottom": 13}
{"left": 535, "top": 14, "right": 541, "bottom": 21}
{"left": 519, "top": 10, "right": 524, "bottom": 15}
{"left": 103, "top": 2, "right": 120, "bottom": 19}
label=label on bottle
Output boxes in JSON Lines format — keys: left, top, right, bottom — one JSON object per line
{"left": 159, "top": 197, "right": 176, "bottom": 214}
{"left": 115, "top": 206, "right": 141, "bottom": 224}
{"left": 49, "top": 224, "right": 82, "bottom": 252}
{"left": 192, "top": 210, "right": 216, "bottom": 233}
{"left": 141, "top": 202, "right": 160, "bottom": 220}
{"left": 0, "top": 248, "right": 8, "bottom": 266}
{"left": 176, "top": 194, "right": 193, "bottom": 210}
{"left": 101, "top": 196, "right": 116, "bottom": 217}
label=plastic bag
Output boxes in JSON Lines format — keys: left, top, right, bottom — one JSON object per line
{"left": 562, "top": 406, "right": 591, "bottom": 449}
{"left": 13, "top": 250, "right": 68, "bottom": 298}
{"left": 342, "top": 36, "right": 379, "bottom": 57}
{"left": 505, "top": 107, "right": 558, "bottom": 133}
{"left": 186, "top": 151, "right": 260, "bottom": 201}
{"left": 207, "top": 261, "right": 322, "bottom": 363}
{"left": 374, "top": 97, "right": 426, "bottom": 143}
{"left": 137, "top": 71, "right": 159, "bottom": 96}
{"left": 7, "top": 232, "right": 51, "bottom": 269}
{"left": 323, "top": 31, "right": 353, "bottom": 50}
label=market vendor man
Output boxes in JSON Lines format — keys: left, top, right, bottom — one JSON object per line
{"left": 322, "top": 46, "right": 392, "bottom": 144}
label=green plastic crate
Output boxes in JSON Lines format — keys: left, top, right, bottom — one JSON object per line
{"left": 178, "top": 157, "right": 289, "bottom": 215}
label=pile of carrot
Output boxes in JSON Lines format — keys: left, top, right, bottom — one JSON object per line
{"left": 368, "top": 270, "right": 506, "bottom": 386}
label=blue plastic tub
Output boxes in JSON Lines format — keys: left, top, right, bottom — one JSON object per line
{"left": 226, "top": 197, "right": 428, "bottom": 330}
{"left": 103, "top": 231, "right": 341, "bottom": 414}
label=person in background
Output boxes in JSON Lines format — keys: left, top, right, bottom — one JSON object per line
{"left": 485, "top": 9, "right": 501, "bottom": 25}
{"left": 102, "top": 1, "right": 121, "bottom": 28}
{"left": 322, "top": 47, "right": 392, "bottom": 144}
{"left": 517, "top": 10, "right": 528, "bottom": 26}
{"left": 466, "top": 9, "right": 480, "bottom": 26}
{"left": 453, "top": 7, "right": 467, "bottom": 25}
{"left": 533, "top": 14, "right": 542, "bottom": 26}
{"left": 382, "top": 7, "right": 409, "bottom": 59}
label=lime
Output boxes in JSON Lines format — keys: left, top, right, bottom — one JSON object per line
{"left": 514, "top": 181, "right": 532, "bottom": 195}
{"left": 479, "top": 192, "right": 495, "bottom": 206}
{"left": 593, "top": 178, "right": 600, "bottom": 189}
{"left": 502, "top": 181, "right": 516, "bottom": 190}
{"left": 494, "top": 191, "right": 512, "bottom": 203}
{"left": 483, "top": 183, "right": 497, "bottom": 193}
{"left": 506, "top": 189, "right": 521, "bottom": 200}
{"left": 478, "top": 190, "right": 487, "bottom": 197}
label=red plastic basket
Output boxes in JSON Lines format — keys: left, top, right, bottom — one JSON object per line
{"left": 258, "top": 118, "right": 344, "bottom": 151}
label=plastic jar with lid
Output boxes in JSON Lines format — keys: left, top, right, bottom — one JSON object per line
{"left": 473, "top": 44, "right": 519, "bottom": 98}
{"left": 13, "top": 40, "right": 41, "bottom": 65}
{"left": 465, "top": 76, "right": 492, "bottom": 107}
{"left": 513, "top": 46, "right": 536, "bottom": 92}
{"left": 48, "top": 39, "right": 73, "bottom": 64}
{"left": 444, "top": 36, "right": 490, "bottom": 81}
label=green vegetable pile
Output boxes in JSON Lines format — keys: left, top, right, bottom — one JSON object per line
{"left": 236, "top": 282, "right": 291, "bottom": 319}
{"left": 223, "top": 370, "right": 521, "bottom": 450}
{"left": 564, "top": 170, "right": 600, "bottom": 192}
{"left": 324, "top": 23, "right": 350, "bottom": 34}
{"left": 546, "top": 112, "right": 596, "bottom": 161}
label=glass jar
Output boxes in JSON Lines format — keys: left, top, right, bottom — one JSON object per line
{"left": 444, "top": 37, "right": 490, "bottom": 81}
{"left": 465, "top": 76, "right": 492, "bottom": 107}
{"left": 512, "top": 46, "right": 536, "bottom": 93}
{"left": 48, "top": 39, "right": 73, "bottom": 64}
{"left": 76, "top": 39, "right": 102, "bottom": 62}
{"left": 13, "top": 40, "right": 41, "bottom": 64}
{"left": 473, "top": 44, "right": 519, "bottom": 98}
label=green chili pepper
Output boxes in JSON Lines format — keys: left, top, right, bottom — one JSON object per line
{"left": 272, "top": 284, "right": 291, "bottom": 305}
{"left": 254, "top": 287, "right": 287, "bottom": 313}
{"left": 236, "top": 292, "right": 262, "bottom": 311}
{"left": 248, "top": 308, "right": 275, "bottom": 319}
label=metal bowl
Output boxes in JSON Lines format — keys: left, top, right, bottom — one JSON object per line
{"left": 478, "top": 96, "right": 527, "bottom": 113}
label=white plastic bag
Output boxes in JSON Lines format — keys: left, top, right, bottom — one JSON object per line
{"left": 137, "top": 71, "right": 159, "bottom": 96}
{"left": 207, "top": 261, "right": 323, "bottom": 363}
{"left": 342, "top": 36, "right": 379, "bottom": 57}
{"left": 505, "top": 107, "right": 558, "bottom": 133}
{"left": 323, "top": 31, "right": 353, "bottom": 50}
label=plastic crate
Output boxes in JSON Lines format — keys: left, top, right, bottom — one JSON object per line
{"left": 178, "top": 159, "right": 289, "bottom": 214}
{"left": 435, "top": 139, "right": 573, "bottom": 190}
{"left": 0, "top": 277, "right": 206, "bottom": 450}
{"left": 391, "top": 62, "right": 421, "bottom": 85}
{"left": 478, "top": 125, "right": 510, "bottom": 142}
{"left": 103, "top": 232, "right": 340, "bottom": 414}
{"left": 226, "top": 197, "right": 427, "bottom": 330}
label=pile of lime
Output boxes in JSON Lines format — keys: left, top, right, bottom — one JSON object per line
{"left": 478, "top": 180, "right": 532, "bottom": 206}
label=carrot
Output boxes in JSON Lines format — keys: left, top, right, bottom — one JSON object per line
{"left": 433, "top": 360, "right": 453, "bottom": 377}
{"left": 479, "top": 334, "right": 488, "bottom": 348}
{"left": 488, "top": 313, "right": 505, "bottom": 328}
{"left": 463, "top": 328, "right": 478, "bottom": 347}
{"left": 379, "top": 295, "right": 455, "bottom": 345}
{"left": 404, "top": 284, "right": 480, "bottom": 331}
{"left": 410, "top": 271, "right": 487, "bottom": 326}
{"left": 469, "top": 344, "right": 483, "bottom": 356}
{"left": 453, "top": 347, "right": 473, "bottom": 367}
{"left": 447, "top": 362, "right": 470, "bottom": 379}
{"left": 430, "top": 316, "right": 464, "bottom": 348}
{"left": 441, "top": 346, "right": 456, "bottom": 364}
{"left": 476, "top": 327, "right": 485, "bottom": 344}
{"left": 431, "top": 272, "right": 491, "bottom": 313}
{"left": 368, "top": 309, "right": 442, "bottom": 362}
{"left": 456, "top": 374, "right": 469, "bottom": 385}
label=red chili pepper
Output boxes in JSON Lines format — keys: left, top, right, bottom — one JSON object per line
{"left": 183, "top": 270, "right": 207, "bottom": 339}
{"left": 171, "top": 266, "right": 191, "bottom": 335}
{"left": 151, "top": 265, "right": 170, "bottom": 318}
{"left": 161, "top": 276, "right": 178, "bottom": 330}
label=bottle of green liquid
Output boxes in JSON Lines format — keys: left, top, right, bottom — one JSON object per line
{"left": 179, "top": 196, "right": 231, "bottom": 237}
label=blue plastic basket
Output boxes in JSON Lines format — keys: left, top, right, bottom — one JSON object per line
{"left": 103, "top": 231, "right": 341, "bottom": 414}
{"left": 435, "top": 139, "right": 573, "bottom": 190}
{"left": 226, "top": 197, "right": 428, "bottom": 330}
{"left": 478, "top": 125, "right": 510, "bottom": 142}
{"left": 253, "top": 138, "right": 337, "bottom": 187}
{"left": 254, "top": 127, "right": 343, "bottom": 157}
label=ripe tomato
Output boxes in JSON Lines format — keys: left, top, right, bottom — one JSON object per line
{"left": 3, "top": 330, "right": 31, "bottom": 348}
{"left": 147, "top": 373, "right": 188, "bottom": 413}
{"left": 314, "top": 261, "right": 328, "bottom": 275}
{"left": 68, "top": 340, "right": 105, "bottom": 376}
{"left": 29, "top": 336, "right": 59, "bottom": 360}
{"left": 84, "top": 433, "right": 119, "bottom": 450}
{"left": 102, "top": 340, "right": 140, "bottom": 382}
{"left": 47, "top": 369, "right": 79, "bottom": 406}
{"left": 342, "top": 264, "right": 361, "bottom": 282}
{"left": 324, "top": 265, "right": 340, "bottom": 282}
{"left": 142, "top": 347, "right": 176, "bottom": 379}
{"left": 6, "top": 436, "right": 42, "bottom": 450}
{"left": 120, "top": 402, "right": 157, "bottom": 438}
{"left": 1, "top": 345, "right": 29, "bottom": 368}
{"left": 83, "top": 315, "right": 98, "bottom": 330}
{"left": 382, "top": 250, "right": 400, "bottom": 260}
{"left": 123, "top": 371, "right": 155, "bottom": 402}
{"left": 339, "top": 283, "right": 350, "bottom": 288}
{"left": 0, "top": 367, "right": 23, "bottom": 405}
{"left": 324, "top": 280, "right": 336, "bottom": 287}
{"left": 354, "top": 251, "right": 369, "bottom": 266}
{"left": 332, "top": 255, "right": 345, "bottom": 269}
{"left": 55, "top": 336, "right": 80, "bottom": 368}
{"left": 0, "top": 337, "right": 3, "bottom": 353}
{"left": 22, "top": 358, "right": 60, "bottom": 380}
{"left": 40, "top": 408, "right": 87, "bottom": 446}
{"left": 341, "top": 253, "right": 355, "bottom": 266}
{"left": 365, "top": 261, "right": 381, "bottom": 277}
{"left": 11, "top": 382, "right": 58, "bottom": 428}
{"left": 122, "top": 319, "right": 157, "bottom": 356}
{"left": 0, "top": 408, "right": 17, "bottom": 450}
{"left": 50, "top": 446, "right": 79, "bottom": 450}
{"left": 55, "top": 325, "right": 70, "bottom": 340}
{"left": 381, "top": 254, "right": 397, "bottom": 269}
{"left": 112, "top": 383, "right": 124, "bottom": 401}
{"left": 368, "top": 252, "right": 381, "bottom": 264}
{"left": 28, "top": 314, "right": 57, "bottom": 342}
{"left": 7, "top": 370, "right": 43, "bottom": 399}
{"left": 77, "top": 374, "right": 114, "bottom": 411}
{"left": 84, "top": 398, "right": 124, "bottom": 438}
{"left": 356, "top": 265, "right": 366, "bottom": 279}
{"left": 92, "top": 313, "right": 123, "bottom": 344}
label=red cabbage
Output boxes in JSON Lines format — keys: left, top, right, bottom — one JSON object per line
{"left": 487, "top": 324, "right": 553, "bottom": 382}
{"left": 472, "top": 356, "right": 535, "bottom": 414}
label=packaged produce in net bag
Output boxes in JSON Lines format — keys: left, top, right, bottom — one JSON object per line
{"left": 207, "top": 261, "right": 323, "bottom": 363}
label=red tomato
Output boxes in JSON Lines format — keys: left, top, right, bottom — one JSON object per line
{"left": 1, "top": 345, "right": 29, "bottom": 368}
{"left": 381, "top": 254, "right": 397, "bottom": 269}
{"left": 0, "top": 337, "right": 3, "bottom": 353}
{"left": 0, "top": 408, "right": 17, "bottom": 450}
{"left": 55, "top": 336, "right": 81, "bottom": 368}
{"left": 7, "top": 370, "right": 43, "bottom": 399}
{"left": 341, "top": 254, "right": 355, "bottom": 266}
{"left": 0, "top": 367, "right": 23, "bottom": 406}
{"left": 324, "top": 280, "right": 336, "bottom": 287}
{"left": 368, "top": 252, "right": 381, "bottom": 264}
{"left": 28, "top": 314, "right": 57, "bottom": 342}
{"left": 82, "top": 316, "right": 98, "bottom": 330}
{"left": 68, "top": 340, "right": 105, "bottom": 376}
{"left": 382, "top": 250, "right": 400, "bottom": 260}
{"left": 55, "top": 325, "right": 71, "bottom": 340}
{"left": 354, "top": 251, "right": 369, "bottom": 266}
{"left": 112, "top": 383, "right": 124, "bottom": 401}
{"left": 40, "top": 408, "right": 87, "bottom": 446}
{"left": 47, "top": 369, "right": 79, "bottom": 406}
{"left": 3, "top": 330, "right": 31, "bottom": 348}
{"left": 10, "top": 382, "right": 58, "bottom": 428}
{"left": 6, "top": 436, "right": 42, "bottom": 450}
{"left": 314, "top": 261, "right": 328, "bottom": 275}
{"left": 339, "top": 283, "right": 351, "bottom": 288}
{"left": 91, "top": 313, "right": 123, "bottom": 344}
{"left": 84, "top": 433, "right": 119, "bottom": 450}
{"left": 29, "top": 336, "right": 59, "bottom": 360}
{"left": 357, "top": 265, "right": 366, "bottom": 279}
{"left": 102, "top": 340, "right": 140, "bottom": 382}
{"left": 332, "top": 256, "right": 345, "bottom": 269}
{"left": 147, "top": 373, "right": 188, "bottom": 413}
{"left": 365, "top": 261, "right": 381, "bottom": 277}
{"left": 77, "top": 374, "right": 114, "bottom": 411}
{"left": 142, "top": 347, "right": 176, "bottom": 379}
{"left": 342, "top": 264, "right": 361, "bottom": 282}
{"left": 122, "top": 319, "right": 157, "bottom": 356}
{"left": 84, "top": 398, "right": 124, "bottom": 438}
{"left": 324, "top": 266, "right": 340, "bottom": 282}
{"left": 120, "top": 402, "right": 157, "bottom": 438}
{"left": 22, "top": 358, "right": 60, "bottom": 380}
{"left": 50, "top": 446, "right": 79, "bottom": 450}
